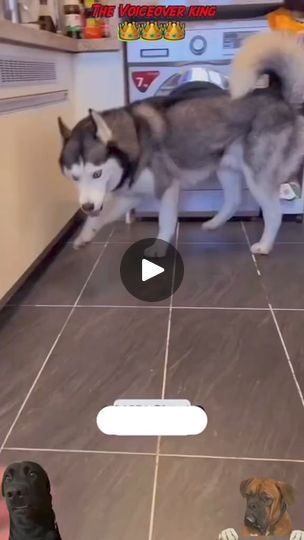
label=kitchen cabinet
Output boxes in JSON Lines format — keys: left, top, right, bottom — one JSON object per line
{"left": 0, "top": 21, "right": 125, "bottom": 303}
{"left": 0, "top": 43, "right": 77, "bottom": 302}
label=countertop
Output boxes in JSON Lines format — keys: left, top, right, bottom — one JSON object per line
{"left": 0, "top": 3, "right": 283, "bottom": 52}
{"left": 0, "top": 19, "right": 121, "bottom": 52}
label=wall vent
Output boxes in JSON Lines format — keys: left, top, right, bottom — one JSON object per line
{"left": 0, "top": 56, "right": 57, "bottom": 87}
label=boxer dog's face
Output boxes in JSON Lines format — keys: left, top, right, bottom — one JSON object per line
{"left": 240, "top": 478, "right": 294, "bottom": 535}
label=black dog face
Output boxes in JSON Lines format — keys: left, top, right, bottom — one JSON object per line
{"left": 1, "top": 461, "right": 51, "bottom": 517}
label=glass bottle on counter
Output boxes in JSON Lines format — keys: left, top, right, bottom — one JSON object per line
{"left": 38, "top": 0, "right": 56, "bottom": 32}
{"left": 63, "top": 0, "right": 82, "bottom": 38}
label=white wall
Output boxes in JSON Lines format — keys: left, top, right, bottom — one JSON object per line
{"left": 73, "top": 50, "right": 126, "bottom": 121}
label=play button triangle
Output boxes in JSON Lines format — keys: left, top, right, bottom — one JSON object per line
{"left": 141, "top": 258, "right": 165, "bottom": 282}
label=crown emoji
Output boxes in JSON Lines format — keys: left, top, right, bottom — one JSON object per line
{"left": 141, "top": 22, "right": 163, "bottom": 40}
{"left": 163, "top": 22, "right": 185, "bottom": 41}
{"left": 118, "top": 22, "right": 140, "bottom": 41}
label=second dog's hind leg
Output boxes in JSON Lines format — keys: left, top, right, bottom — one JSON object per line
{"left": 202, "top": 166, "right": 242, "bottom": 231}
{"left": 73, "top": 193, "right": 140, "bottom": 249}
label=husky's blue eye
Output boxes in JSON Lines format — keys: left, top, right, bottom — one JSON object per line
{"left": 93, "top": 170, "right": 102, "bottom": 179}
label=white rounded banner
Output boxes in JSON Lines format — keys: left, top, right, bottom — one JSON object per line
{"left": 96, "top": 400, "right": 208, "bottom": 436}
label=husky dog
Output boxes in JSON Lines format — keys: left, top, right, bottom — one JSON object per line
{"left": 58, "top": 32, "right": 304, "bottom": 256}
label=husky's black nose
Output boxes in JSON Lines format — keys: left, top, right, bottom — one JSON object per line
{"left": 81, "top": 202, "right": 95, "bottom": 213}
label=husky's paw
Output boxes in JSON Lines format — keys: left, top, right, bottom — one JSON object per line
{"left": 125, "top": 210, "right": 135, "bottom": 225}
{"left": 250, "top": 242, "right": 271, "bottom": 255}
{"left": 218, "top": 528, "right": 238, "bottom": 540}
{"left": 73, "top": 232, "right": 93, "bottom": 250}
{"left": 202, "top": 219, "right": 219, "bottom": 231}
{"left": 290, "top": 531, "right": 304, "bottom": 540}
{"left": 144, "top": 241, "right": 168, "bottom": 259}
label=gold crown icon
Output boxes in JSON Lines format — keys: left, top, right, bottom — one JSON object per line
{"left": 163, "top": 22, "right": 185, "bottom": 41}
{"left": 141, "top": 22, "right": 163, "bottom": 40}
{"left": 118, "top": 22, "right": 140, "bottom": 41}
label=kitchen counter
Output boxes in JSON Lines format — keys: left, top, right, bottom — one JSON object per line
{"left": 0, "top": 18, "right": 121, "bottom": 52}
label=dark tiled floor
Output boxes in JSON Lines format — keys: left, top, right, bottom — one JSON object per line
{"left": 275, "top": 311, "right": 304, "bottom": 392}
{"left": 173, "top": 243, "right": 267, "bottom": 308}
{"left": 0, "top": 307, "right": 69, "bottom": 442}
{"left": 160, "top": 309, "right": 304, "bottom": 458}
{"left": 6, "top": 307, "right": 166, "bottom": 452}
{"left": 245, "top": 221, "right": 304, "bottom": 244}
{"left": 1, "top": 219, "right": 304, "bottom": 540}
{"left": 248, "top": 244, "right": 304, "bottom": 309}
{"left": 79, "top": 242, "right": 171, "bottom": 307}
{"left": 178, "top": 220, "right": 246, "bottom": 244}
{"left": 13, "top": 243, "right": 105, "bottom": 306}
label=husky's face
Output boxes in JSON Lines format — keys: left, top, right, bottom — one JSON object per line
{"left": 58, "top": 111, "right": 123, "bottom": 216}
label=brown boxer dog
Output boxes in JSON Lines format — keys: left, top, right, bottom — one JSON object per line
{"left": 241, "top": 477, "right": 294, "bottom": 536}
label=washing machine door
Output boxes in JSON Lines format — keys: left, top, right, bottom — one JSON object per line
{"left": 155, "top": 66, "right": 229, "bottom": 97}
{"left": 128, "top": 63, "right": 231, "bottom": 102}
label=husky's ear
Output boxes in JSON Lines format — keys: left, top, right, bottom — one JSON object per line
{"left": 89, "top": 109, "right": 112, "bottom": 144}
{"left": 58, "top": 117, "right": 71, "bottom": 141}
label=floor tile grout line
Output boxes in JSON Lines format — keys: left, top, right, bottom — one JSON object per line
{"left": 161, "top": 222, "right": 180, "bottom": 399}
{"left": 147, "top": 223, "right": 180, "bottom": 540}
{"left": 5, "top": 303, "right": 170, "bottom": 309}
{"left": 3, "top": 447, "right": 156, "bottom": 456}
{"left": 8, "top": 304, "right": 304, "bottom": 311}
{"left": 3, "top": 447, "right": 304, "bottom": 463}
{"left": 0, "top": 227, "right": 115, "bottom": 453}
{"left": 241, "top": 222, "right": 304, "bottom": 409}
{"left": 159, "top": 453, "right": 304, "bottom": 462}
{"left": 147, "top": 225, "right": 180, "bottom": 540}
{"left": 241, "top": 222, "right": 262, "bottom": 278}
{"left": 147, "top": 448, "right": 160, "bottom": 540}
{"left": 73, "top": 228, "right": 114, "bottom": 306}
{"left": 67, "top": 241, "right": 304, "bottom": 246}
{"left": 67, "top": 240, "right": 248, "bottom": 245}
{"left": 269, "top": 303, "right": 304, "bottom": 408}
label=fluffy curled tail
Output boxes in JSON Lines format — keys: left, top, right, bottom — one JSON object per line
{"left": 230, "top": 31, "right": 304, "bottom": 106}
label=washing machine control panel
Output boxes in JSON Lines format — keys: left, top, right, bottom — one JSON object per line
{"left": 190, "top": 35, "right": 207, "bottom": 55}
{"left": 126, "top": 21, "right": 269, "bottom": 63}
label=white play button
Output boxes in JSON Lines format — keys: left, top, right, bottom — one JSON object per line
{"left": 120, "top": 239, "right": 184, "bottom": 302}
{"left": 141, "top": 258, "right": 165, "bottom": 282}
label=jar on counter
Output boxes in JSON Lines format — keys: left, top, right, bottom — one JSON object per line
{"left": 83, "top": 16, "right": 102, "bottom": 38}
{"left": 38, "top": 0, "right": 56, "bottom": 32}
{"left": 63, "top": 0, "right": 82, "bottom": 38}
{"left": 83, "top": 0, "right": 110, "bottom": 38}
{"left": 100, "top": 17, "right": 110, "bottom": 37}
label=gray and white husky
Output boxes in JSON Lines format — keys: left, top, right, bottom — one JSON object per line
{"left": 58, "top": 32, "right": 304, "bottom": 257}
